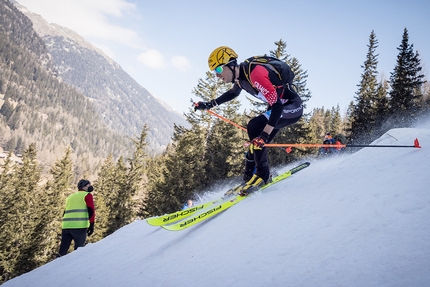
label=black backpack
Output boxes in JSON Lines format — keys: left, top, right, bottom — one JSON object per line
{"left": 242, "top": 55, "right": 295, "bottom": 87}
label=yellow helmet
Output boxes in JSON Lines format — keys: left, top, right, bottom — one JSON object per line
{"left": 208, "top": 46, "right": 238, "bottom": 71}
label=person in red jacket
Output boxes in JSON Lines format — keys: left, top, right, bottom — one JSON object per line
{"left": 195, "top": 46, "right": 303, "bottom": 193}
{"left": 57, "top": 179, "right": 95, "bottom": 257}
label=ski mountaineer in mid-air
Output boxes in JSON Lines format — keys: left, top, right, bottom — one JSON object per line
{"left": 194, "top": 46, "right": 303, "bottom": 193}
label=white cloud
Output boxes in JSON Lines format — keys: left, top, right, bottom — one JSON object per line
{"left": 137, "top": 49, "right": 165, "bottom": 69}
{"left": 171, "top": 56, "right": 191, "bottom": 72}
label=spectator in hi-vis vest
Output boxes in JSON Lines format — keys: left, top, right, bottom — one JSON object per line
{"left": 57, "top": 179, "right": 95, "bottom": 257}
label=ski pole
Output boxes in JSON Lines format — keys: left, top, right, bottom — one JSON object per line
{"left": 192, "top": 101, "right": 248, "bottom": 132}
{"left": 205, "top": 110, "right": 247, "bottom": 132}
{"left": 204, "top": 109, "right": 307, "bottom": 153}
{"left": 191, "top": 100, "right": 247, "bottom": 132}
{"left": 200, "top": 107, "right": 297, "bottom": 153}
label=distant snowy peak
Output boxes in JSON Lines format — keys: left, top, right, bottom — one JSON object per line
{"left": 14, "top": 1, "right": 113, "bottom": 65}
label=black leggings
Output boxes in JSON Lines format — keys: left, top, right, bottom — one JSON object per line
{"left": 246, "top": 101, "right": 303, "bottom": 169}
{"left": 58, "top": 228, "right": 87, "bottom": 256}
{"left": 247, "top": 97, "right": 303, "bottom": 141}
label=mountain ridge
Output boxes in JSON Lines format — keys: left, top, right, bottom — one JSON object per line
{"left": 14, "top": 1, "right": 187, "bottom": 152}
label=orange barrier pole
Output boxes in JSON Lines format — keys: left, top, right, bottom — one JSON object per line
{"left": 265, "top": 143, "right": 346, "bottom": 148}
{"left": 194, "top": 104, "right": 422, "bottom": 151}
{"left": 265, "top": 138, "right": 421, "bottom": 149}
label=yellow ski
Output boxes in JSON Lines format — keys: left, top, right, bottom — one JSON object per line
{"left": 146, "top": 200, "right": 221, "bottom": 226}
{"left": 162, "top": 196, "right": 247, "bottom": 231}
{"left": 161, "top": 162, "right": 310, "bottom": 231}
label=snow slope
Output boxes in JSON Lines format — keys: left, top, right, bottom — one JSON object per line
{"left": 4, "top": 124, "right": 430, "bottom": 287}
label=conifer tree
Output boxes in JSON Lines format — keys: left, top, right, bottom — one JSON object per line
{"left": 350, "top": 30, "right": 383, "bottom": 143}
{"left": 0, "top": 153, "right": 15, "bottom": 282}
{"left": 0, "top": 97, "right": 14, "bottom": 120}
{"left": 323, "top": 109, "right": 332, "bottom": 132}
{"left": 126, "top": 126, "right": 149, "bottom": 216}
{"left": 330, "top": 105, "right": 343, "bottom": 136}
{"left": 204, "top": 99, "right": 244, "bottom": 181}
{"left": 144, "top": 121, "right": 208, "bottom": 215}
{"left": 100, "top": 127, "right": 149, "bottom": 236}
{"left": 192, "top": 72, "right": 244, "bottom": 186}
{"left": 344, "top": 102, "right": 355, "bottom": 138}
{"left": 104, "top": 156, "right": 129, "bottom": 235}
{"left": 138, "top": 155, "right": 167, "bottom": 217}
{"left": 374, "top": 80, "right": 390, "bottom": 131}
{"left": 40, "top": 147, "right": 74, "bottom": 259}
{"left": 92, "top": 154, "right": 116, "bottom": 241}
{"left": 308, "top": 108, "right": 326, "bottom": 143}
{"left": 267, "top": 39, "right": 313, "bottom": 165}
{"left": 0, "top": 143, "right": 42, "bottom": 280}
{"left": 102, "top": 125, "right": 149, "bottom": 236}
{"left": 389, "top": 28, "right": 425, "bottom": 126}
{"left": 419, "top": 82, "right": 430, "bottom": 114}
{"left": 307, "top": 106, "right": 347, "bottom": 154}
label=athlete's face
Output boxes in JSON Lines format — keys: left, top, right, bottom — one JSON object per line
{"left": 215, "top": 65, "right": 234, "bottom": 83}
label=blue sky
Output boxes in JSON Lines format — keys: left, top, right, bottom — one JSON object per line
{"left": 17, "top": 0, "right": 430, "bottom": 115}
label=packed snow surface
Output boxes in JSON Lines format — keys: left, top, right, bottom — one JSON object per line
{"left": 4, "top": 124, "right": 430, "bottom": 287}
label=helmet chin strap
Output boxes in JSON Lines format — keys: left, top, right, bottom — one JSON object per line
{"left": 226, "top": 63, "right": 237, "bottom": 84}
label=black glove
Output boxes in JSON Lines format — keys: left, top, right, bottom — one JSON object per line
{"left": 194, "top": 100, "right": 217, "bottom": 111}
{"left": 87, "top": 222, "right": 94, "bottom": 237}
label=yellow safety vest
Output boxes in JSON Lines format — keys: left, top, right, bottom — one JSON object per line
{"left": 62, "top": 191, "right": 90, "bottom": 229}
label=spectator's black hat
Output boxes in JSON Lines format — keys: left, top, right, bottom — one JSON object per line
{"left": 77, "top": 179, "right": 90, "bottom": 190}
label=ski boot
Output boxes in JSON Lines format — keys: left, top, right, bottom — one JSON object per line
{"left": 239, "top": 173, "right": 272, "bottom": 196}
